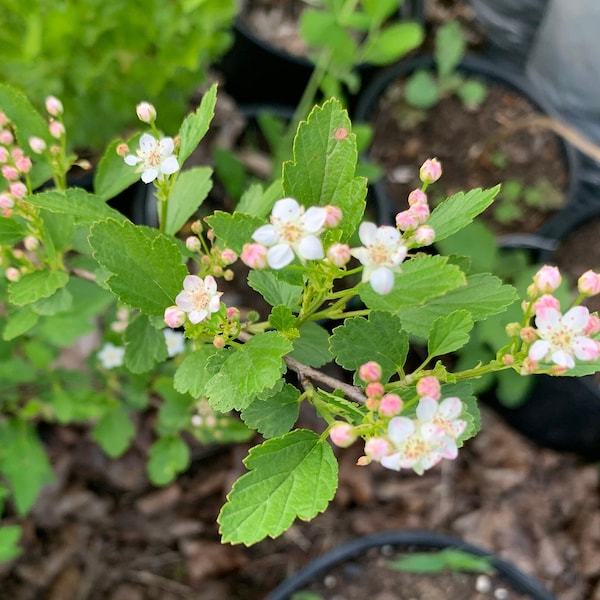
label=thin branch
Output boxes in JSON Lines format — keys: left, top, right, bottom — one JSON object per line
{"left": 69, "top": 266, "right": 97, "bottom": 282}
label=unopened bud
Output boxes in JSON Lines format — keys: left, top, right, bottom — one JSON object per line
{"left": 48, "top": 119, "right": 65, "bottom": 139}
{"left": 45, "top": 95, "right": 64, "bottom": 116}
{"left": 323, "top": 205, "right": 342, "bottom": 228}
{"left": 413, "top": 225, "right": 435, "bottom": 246}
{"left": 185, "top": 236, "right": 202, "bottom": 252}
{"left": 533, "top": 265, "right": 561, "bottom": 294}
{"left": 241, "top": 243, "right": 268, "bottom": 269}
{"left": 358, "top": 361, "right": 382, "bottom": 383}
{"left": 29, "top": 136, "right": 47, "bottom": 154}
{"left": 135, "top": 101, "right": 157, "bottom": 124}
{"left": 213, "top": 336, "right": 225, "bottom": 349}
{"left": 329, "top": 422, "right": 356, "bottom": 448}
{"left": 164, "top": 305, "right": 186, "bottom": 328}
{"left": 190, "top": 220, "right": 203, "bottom": 235}
{"left": 419, "top": 158, "right": 442, "bottom": 184}
{"left": 416, "top": 376, "right": 441, "bottom": 400}
{"left": 407, "top": 188, "right": 427, "bottom": 206}
{"left": 23, "top": 236, "right": 39, "bottom": 251}
{"left": 5, "top": 267, "right": 20, "bottom": 282}
{"left": 520, "top": 326, "right": 537, "bottom": 343}
{"left": 116, "top": 143, "right": 129, "bottom": 157}
{"left": 379, "top": 393, "right": 403, "bottom": 417}
{"left": 365, "top": 381, "right": 384, "bottom": 398}
{"left": 364, "top": 437, "right": 391, "bottom": 461}
{"left": 326, "top": 243, "right": 351, "bottom": 267}
{"left": 578, "top": 270, "right": 600, "bottom": 296}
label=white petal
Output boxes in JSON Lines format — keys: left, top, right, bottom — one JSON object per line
{"left": 416, "top": 396, "right": 438, "bottom": 421}
{"left": 183, "top": 275, "right": 202, "bottom": 291}
{"left": 535, "top": 307, "right": 561, "bottom": 331}
{"left": 272, "top": 197, "right": 300, "bottom": 221}
{"left": 390, "top": 245, "right": 408, "bottom": 266}
{"left": 141, "top": 168, "right": 158, "bottom": 183}
{"left": 573, "top": 336, "right": 600, "bottom": 361}
{"left": 139, "top": 133, "right": 157, "bottom": 151}
{"left": 189, "top": 309, "right": 207, "bottom": 324}
{"left": 562, "top": 305, "right": 590, "bottom": 332}
{"left": 551, "top": 350, "right": 575, "bottom": 369}
{"left": 158, "top": 137, "right": 175, "bottom": 155}
{"left": 438, "top": 438, "right": 458, "bottom": 460}
{"left": 160, "top": 155, "right": 179, "bottom": 175}
{"left": 369, "top": 267, "right": 394, "bottom": 295}
{"left": 349, "top": 246, "right": 369, "bottom": 265}
{"left": 253, "top": 224, "right": 279, "bottom": 246}
{"left": 298, "top": 236, "right": 324, "bottom": 260}
{"left": 267, "top": 244, "right": 294, "bottom": 269}
{"left": 208, "top": 295, "right": 221, "bottom": 312}
{"left": 175, "top": 291, "right": 193, "bottom": 312}
{"left": 377, "top": 225, "right": 401, "bottom": 245}
{"left": 358, "top": 222, "right": 378, "bottom": 245}
{"left": 387, "top": 416, "right": 413, "bottom": 445}
{"left": 528, "top": 339, "right": 550, "bottom": 361}
{"left": 439, "top": 397, "right": 462, "bottom": 420}
{"left": 302, "top": 206, "right": 327, "bottom": 233}
{"left": 380, "top": 452, "right": 403, "bottom": 471}
{"left": 124, "top": 154, "right": 141, "bottom": 166}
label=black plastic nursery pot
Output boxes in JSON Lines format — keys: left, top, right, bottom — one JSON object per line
{"left": 353, "top": 54, "right": 582, "bottom": 229}
{"left": 265, "top": 530, "right": 556, "bottom": 600}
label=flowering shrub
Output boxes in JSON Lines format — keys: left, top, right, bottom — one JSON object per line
{"left": 1, "top": 81, "right": 600, "bottom": 559}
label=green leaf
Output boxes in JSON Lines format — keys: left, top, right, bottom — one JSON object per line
{"left": 269, "top": 305, "right": 298, "bottom": 333}
{"left": 390, "top": 549, "right": 494, "bottom": 574}
{"left": 241, "top": 383, "right": 300, "bottom": 438}
{"left": 435, "top": 20, "right": 466, "bottom": 78}
{"left": 289, "top": 322, "right": 332, "bottom": 368}
{"left": 0, "top": 419, "right": 55, "bottom": 515}
{"left": 457, "top": 79, "right": 487, "bottom": 108}
{"left": 400, "top": 274, "right": 518, "bottom": 339}
{"left": 0, "top": 217, "right": 26, "bottom": 244}
{"left": 8, "top": 270, "right": 69, "bottom": 306}
{"left": 248, "top": 270, "right": 303, "bottom": 309}
{"left": 205, "top": 331, "right": 293, "bottom": 411}
{"left": 218, "top": 429, "right": 337, "bottom": 545}
{"left": 359, "top": 254, "right": 466, "bottom": 311}
{"left": 205, "top": 210, "right": 264, "bottom": 255}
{"left": 330, "top": 311, "right": 408, "bottom": 383}
{"left": 0, "top": 525, "right": 22, "bottom": 562}
{"left": 178, "top": 83, "right": 218, "bottom": 164}
{"left": 2, "top": 307, "right": 39, "bottom": 340}
{"left": 435, "top": 221, "right": 497, "bottom": 274}
{"left": 405, "top": 70, "right": 440, "bottom": 110}
{"left": 94, "top": 133, "right": 143, "bottom": 202}
{"left": 361, "top": 22, "right": 424, "bottom": 65}
{"left": 428, "top": 310, "right": 474, "bottom": 357}
{"left": 89, "top": 219, "right": 187, "bottom": 315}
{"left": 174, "top": 345, "right": 219, "bottom": 397}
{"left": 92, "top": 404, "right": 135, "bottom": 458}
{"left": 236, "top": 179, "right": 283, "bottom": 219}
{"left": 154, "top": 377, "right": 196, "bottom": 435}
{"left": 147, "top": 435, "right": 190, "bottom": 486}
{"left": 26, "top": 189, "right": 127, "bottom": 225}
{"left": 164, "top": 166, "right": 212, "bottom": 235}
{"left": 124, "top": 313, "right": 168, "bottom": 373}
{"left": 427, "top": 187, "right": 500, "bottom": 242}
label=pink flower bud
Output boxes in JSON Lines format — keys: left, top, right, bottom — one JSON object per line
{"left": 0, "top": 130, "right": 14, "bottom": 145}
{"left": 578, "top": 270, "right": 600, "bottom": 296}
{"left": 15, "top": 156, "right": 32, "bottom": 174}
{"left": 29, "top": 136, "right": 47, "bottom": 154}
{"left": 408, "top": 188, "right": 427, "bottom": 206}
{"left": 48, "top": 119, "right": 65, "bottom": 139}
{"left": 419, "top": 158, "right": 442, "bottom": 184}
{"left": 533, "top": 265, "right": 561, "bottom": 294}
{"left": 416, "top": 376, "right": 441, "bottom": 400}
{"left": 502, "top": 354, "right": 515, "bottom": 366}
{"left": 0, "top": 112, "right": 7, "bottom": 127}
{"left": 410, "top": 202, "right": 430, "bottom": 224}
{"left": 116, "top": 143, "right": 129, "bottom": 157}
{"left": 221, "top": 248, "right": 237, "bottom": 264}
{"left": 520, "top": 326, "right": 537, "bottom": 343}
{"left": 379, "top": 393, "right": 403, "bottom": 417}
{"left": 9, "top": 182, "right": 26, "bottom": 199}
{"left": 326, "top": 243, "right": 351, "bottom": 267}
{"left": 0, "top": 193, "right": 14, "bottom": 209}
{"left": 395, "top": 209, "right": 419, "bottom": 231}
{"left": 413, "top": 225, "right": 435, "bottom": 246}
{"left": 365, "top": 381, "right": 384, "bottom": 398}
{"left": 585, "top": 315, "right": 600, "bottom": 336}
{"left": 5, "top": 267, "right": 20, "bottom": 282}
{"left": 185, "top": 236, "right": 202, "bottom": 252}
{"left": 241, "top": 243, "right": 268, "bottom": 269}
{"left": 226, "top": 307, "right": 240, "bottom": 320}
{"left": 190, "top": 220, "right": 203, "bottom": 235}
{"left": 1, "top": 165, "right": 19, "bottom": 181}
{"left": 136, "top": 101, "right": 157, "bottom": 124}
{"left": 23, "top": 236, "right": 39, "bottom": 251}
{"left": 365, "top": 396, "right": 379, "bottom": 410}
{"left": 358, "top": 361, "right": 382, "bottom": 383}
{"left": 520, "top": 357, "right": 538, "bottom": 375}
{"left": 364, "top": 437, "right": 391, "bottom": 461}
{"left": 164, "top": 305, "right": 186, "bottom": 328}
{"left": 329, "top": 422, "right": 356, "bottom": 448}
{"left": 45, "top": 96, "right": 64, "bottom": 116}
{"left": 533, "top": 294, "right": 561, "bottom": 318}
{"left": 213, "top": 336, "right": 225, "bottom": 348}
{"left": 0, "top": 147, "right": 8, "bottom": 162}
{"left": 549, "top": 365, "right": 568, "bottom": 376}
{"left": 323, "top": 205, "right": 342, "bottom": 228}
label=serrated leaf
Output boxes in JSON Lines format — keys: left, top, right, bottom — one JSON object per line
{"left": 428, "top": 310, "right": 474, "bottom": 357}
{"left": 0, "top": 217, "right": 26, "bottom": 244}
{"left": 94, "top": 133, "right": 143, "bottom": 202}
{"left": 330, "top": 311, "right": 408, "bottom": 383}
{"left": 2, "top": 308, "right": 39, "bottom": 340}
{"left": 247, "top": 270, "right": 303, "bottom": 309}
{"left": 32, "top": 286, "right": 73, "bottom": 316}
{"left": 26, "top": 189, "right": 127, "bottom": 225}
{"left": 0, "top": 419, "right": 54, "bottom": 515}
{"left": 405, "top": 70, "right": 440, "bottom": 110}
{"left": 289, "top": 322, "right": 332, "bottom": 368}
{"left": 205, "top": 332, "right": 293, "bottom": 411}
{"left": 236, "top": 178, "right": 283, "bottom": 218}
{"left": 123, "top": 313, "right": 168, "bottom": 373}
{"left": 8, "top": 270, "right": 69, "bottom": 306}
{"left": 427, "top": 187, "right": 500, "bottom": 242}
{"left": 360, "top": 254, "right": 466, "bottom": 311}
{"left": 241, "top": 383, "right": 300, "bottom": 438}
{"left": 0, "top": 526, "right": 22, "bottom": 562}
{"left": 92, "top": 404, "right": 135, "bottom": 458}
{"left": 400, "top": 274, "right": 518, "bottom": 339}
{"left": 218, "top": 429, "right": 337, "bottom": 545}
{"left": 88, "top": 219, "right": 187, "bottom": 315}
{"left": 178, "top": 83, "right": 218, "bottom": 164}
{"left": 205, "top": 210, "right": 265, "bottom": 254}
{"left": 154, "top": 377, "right": 196, "bottom": 435}
{"left": 269, "top": 305, "right": 298, "bottom": 332}
{"left": 164, "top": 166, "right": 212, "bottom": 235}
{"left": 174, "top": 345, "right": 219, "bottom": 397}
{"left": 147, "top": 435, "right": 190, "bottom": 486}
{"left": 361, "top": 22, "right": 424, "bottom": 65}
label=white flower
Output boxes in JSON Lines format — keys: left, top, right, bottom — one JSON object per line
{"left": 124, "top": 133, "right": 179, "bottom": 183}
{"left": 350, "top": 222, "right": 408, "bottom": 294}
{"left": 164, "top": 329, "right": 185, "bottom": 357}
{"left": 528, "top": 306, "right": 600, "bottom": 369}
{"left": 252, "top": 197, "right": 327, "bottom": 269}
{"left": 98, "top": 343, "right": 125, "bottom": 369}
{"left": 175, "top": 275, "right": 222, "bottom": 324}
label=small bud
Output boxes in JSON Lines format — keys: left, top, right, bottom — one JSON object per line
{"left": 410, "top": 202, "right": 430, "bottom": 224}
{"left": 578, "top": 270, "right": 600, "bottom": 296}
{"left": 364, "top": 437, "right": 391, "bottom": 461}
{"left": 323, "top": 205, "right": 342, "bottom": 228}
{"left": 520, "top": 357, "right": 538, "bottom": 375}
{"left": 365, "top": 396, "right": 379, "bottom": 411}
{"left": 185, "top": 236, "right": 202, "bottom": 252}
{"left": 48, "top": 119, "right": 65, "bottom": 139}
{"left": 213, "top": 336, "right": 225, "bottom": 349}
{"left": 520, "top": 326, "right": 537, "bottom": 343}
{"left": 241, "top": 243, "right": 268, "bottom": 269}
{"left": 365, "top": 381, "right": 384, "bottom": 398}
{"left": 223, "top": 269, "right": 234, "bottom": 281}
{"left": 502, "top": 354, "right": 514, "bottom": 366}
{"left": 116, "top": 143, "right": 129, "bottom": 157}
{"left": 45, "top": 95, "right": 64, "bottom": 116}
{"left": 379, "top": 393, "right": 403, "bottom": 417}
{"left": 1, "top": 165, "right": 19, "bottom": 181}
{"left": 23, "top": 236, "right": 39, "bottom": 251}
{"left": 419, "top": 158, "right": 442, "bottom": 184}
{"left": 0, "top": 147, "right": 8, "bottom": 162}
{"left": 326, "top": 243, "right": 351, "bottom": 267}
{"left": 358, "top": 361, "right": 382, "bottom": 383}
{"left": 407, "top": 188, "right": 427, "bottom": 206}
{"left": 413, "top": 225, "right": 435, "bottom": 246}
{"left": 416, "top": 376, "right": 441, "bottom": 400}
{"left": 164, "top": 305, "right": 186, "bottom": 328}
{"left": 136, "top": 101, "right": 157, "bottom": 124}
{"left": 585, "top": 314, "right": 600, "bottom": 336}
{"left": 0, "top": 130, "right": 14, "bottom": 145}
{"left": 212, "top": 265, "right": 223, "bottom": 276}
{"left": 191, "top": 414, "right": 203, "bottom": 427}
{"left": 5, "top": 267, "right": 20, "bottom": 282}
{"left": 29, "top": 136, "right": 47, "bottom": 154}
{"left": 9, "top": 182, "right": 26, "bottom": 199}
{"left": 221, "top": 248, "right": 237, "bottom": 264}
{"left": 190, "top": 220, "right": 203, "bottom": 235}
{"left": 0, "top": 193, "right": 14, "bottom": 209}
{"left": 395, "top": 209, "right": 419, "bottom": 231}
{"left": 226, "top": 307, "right": 240, "bottom": 320}
{"left": 15, "top": 156, "right": 32, "bottom": 174}
{"left": 329, "top": 422, "right": 356, "bottom": 448}
{"left": 533, "top": 265, "right": 561, "bottom": 294}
